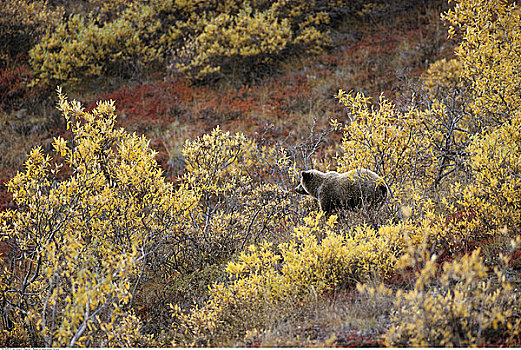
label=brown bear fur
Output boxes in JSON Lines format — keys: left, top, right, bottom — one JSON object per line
{"left": 295, "top": 168, "right": 388, "bottom": 214}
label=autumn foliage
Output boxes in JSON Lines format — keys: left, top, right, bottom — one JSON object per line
{"left": 28, "top": 0, "right": 361, "bottom": 87}
{"left": 1, "top": 0, "right": 521, "bottom": 347}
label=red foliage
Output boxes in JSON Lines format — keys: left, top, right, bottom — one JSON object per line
{"left": 0, "top": 240, "right": 10, "bottom": 261}
{"left": 91, "top": 79, "right": 264, "bottom": 132}
{"left": 93, "top": 82, "right": 177, "bottom": 123}
{"left": 262, "top": 73, "right": 313, "bottom": 118}
{"left": 445, "top": 208, "right": 476, "bottom": 225}
{"left": 335, "top": 327, "right": 385, "bottom": 347}
{"left": 509, "top": 249, "right": 521, "bottom": 270}
{"left": 0, "top": 64, "right": 31, "bottom": 111}
{"left": 388, "top": 265, "right": 416, "bottom": 288}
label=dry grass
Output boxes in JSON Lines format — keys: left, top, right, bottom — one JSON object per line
{"left": 235, "top": 285, "right": 394, "bottom": 347}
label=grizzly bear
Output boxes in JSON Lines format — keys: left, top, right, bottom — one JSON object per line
{"left": 295, "top": 168, "right": 388, "bottom": 214}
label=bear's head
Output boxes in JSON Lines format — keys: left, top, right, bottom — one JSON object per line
{"left": 295, "top": 170, "right": 323, "bottom": 197}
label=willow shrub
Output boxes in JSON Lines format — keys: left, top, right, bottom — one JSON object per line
{"left": 428, "top": 109, "right": 521, "bottom": 253}
{"left": 0, "top": 88, "right": 183, "bottom": 346}
{"left": 442, "top": 0, "right": 521, "bottom": 128}
{"left": 420, "top": 0, "right": 521, "bottom": 249}
{"left": 356, "top": 1, "right": 521, "bottom": 346}
{"left": 29, "top": 8, "right": 162, "bottom": 89}
{"left": 172, "top": 213, "right": 422, "bottom": 346}
{"left": 175, "top": 126, "right": 292, "bottom": 273}
{"left": 0, "top": 89, "right": 297, "bottom": 345}
{"left": 172, "top": 5, "right": 293, "bottom": 80}
{"left": 29, "top": 0, "right": 366, "bottom": 86}
{"left": 0, "top": 0, "right": 63, "bottom": 65}
{"left": 334, "top": 90, "right": 443, "bottom": 205}
{"left": 360, "top": 247, "right": 521, "bottom": 347}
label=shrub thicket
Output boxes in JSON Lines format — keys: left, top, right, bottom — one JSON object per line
{"left": 373, "top": 0, "right": 521, "bottom": 345}
{"left": 28, "top": 0, "right": 418, "bottom": 86}
{"left": 442, "top": 0, "right": 521, "bottom": 127}
{"left": 172, "top": 214, "right": 421, "bottom": 346}
{"left": 29, "top": 7, "right": 163, "bottom": 89}
{"left": 0, "top": 89, "right": 170, "bottom": 346}
{"left": 416, "top": 0, "right": 521, "bottom": 252}
{"left": 172, "top": 0, "right": 521, "bottom": 346}
{"left": 361, "top": 247, "right": 521, "bottom": 347}
{"left": 173, "top": 126, "right": 293, "bottom": 273}
{"left": 0, "top": 89, "right": 296, "bottom": 346}
{"left": 0, "top": 0, "right": 63, "bottom": 66}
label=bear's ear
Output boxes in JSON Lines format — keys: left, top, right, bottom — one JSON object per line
{"left": 301, "top": 171, "right": 312, "bottom": 181}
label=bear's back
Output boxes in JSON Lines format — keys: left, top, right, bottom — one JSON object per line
{"left": 321, "top": 168, "right": 386, "bottom": 212}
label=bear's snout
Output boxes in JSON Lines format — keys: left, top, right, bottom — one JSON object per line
{"left": 295, "top": 183, "right": 309, "bottom": 195}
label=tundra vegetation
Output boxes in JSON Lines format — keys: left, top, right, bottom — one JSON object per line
{"left": 1, "top": 0, "right": 520, "bottom": 347}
